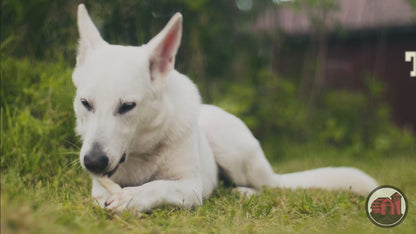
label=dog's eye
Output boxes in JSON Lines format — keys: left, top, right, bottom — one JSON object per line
{"left": 81, "top": 98, "right": 93, "bottom": 112}
{"left": 118, "top": 102, "right": 136, "bottom": 114}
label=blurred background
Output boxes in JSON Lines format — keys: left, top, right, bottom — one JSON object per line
{"left": 2, "top": 0, "right": 416, "bottom": 164}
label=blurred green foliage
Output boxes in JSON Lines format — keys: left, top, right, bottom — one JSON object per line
{"left": 409, "top": 0, "right": 416, "bottom": 14}
{"left": 1, "top": 0, "right": 414, "bottom": 181}
{"left": 1, "top": 55, "right": 77, "bottom": 183}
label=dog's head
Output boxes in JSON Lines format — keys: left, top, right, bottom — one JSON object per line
{"left": 72, "top": 4, "right": 182, "bottom": 176}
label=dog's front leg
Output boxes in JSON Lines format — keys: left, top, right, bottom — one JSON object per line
{"left": 91, "top": 177, "right": 114, "bottom": 207}
{"left": 104, "top": 179, "right": 202, "bottom": 212}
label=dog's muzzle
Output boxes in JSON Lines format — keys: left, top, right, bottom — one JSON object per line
{"left": 83, "top": 143, "right": 126, "bottom": 176}
{"left": 104, "top": 153, "right": 126, "bottom": 177}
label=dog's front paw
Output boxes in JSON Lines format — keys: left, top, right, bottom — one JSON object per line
{"left": 104, "top": 191, "right": 131, "bottom": 212}
{"left": 104, "top": 187, "right": 148, "bottom": 212}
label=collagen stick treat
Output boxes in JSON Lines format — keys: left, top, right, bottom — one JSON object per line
{"left": 97, "top": 177, "right": 121, "bottom": 195}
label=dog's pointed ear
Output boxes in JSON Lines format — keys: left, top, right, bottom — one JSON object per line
{"left": 146, "top": 13, "right": 182, "bottom": 85}
{"left": 76, "top": 4, "right": 108, "bottom": 66}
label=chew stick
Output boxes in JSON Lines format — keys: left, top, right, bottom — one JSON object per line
{"left": 97, "top": 177, "right": 122, "bottom": 195}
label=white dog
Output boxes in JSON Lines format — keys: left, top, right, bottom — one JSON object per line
{"left": 73, "top": 4, "right": 378, "bottom": 212}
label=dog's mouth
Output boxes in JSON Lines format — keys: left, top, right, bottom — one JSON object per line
{"left": 104, "top": 153, "right": 126, "bottom": 177}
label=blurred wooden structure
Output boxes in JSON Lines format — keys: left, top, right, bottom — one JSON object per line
{"left": 256, "top": 0, "right": 416, "bottom": 131}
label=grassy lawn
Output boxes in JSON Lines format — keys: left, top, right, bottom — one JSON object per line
{"left": 1, "top": 57, "right": 415, "bottom": 233}
{"left": 2, "top": 153, "right": 415, "bottom": 233}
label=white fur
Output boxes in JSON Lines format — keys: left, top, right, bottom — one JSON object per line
{"left": 73, "top": 4, "right": 378, "bottom": 212}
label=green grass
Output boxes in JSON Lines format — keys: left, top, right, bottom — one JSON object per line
{"left": 1, "top": 57, "right": 415, "bottom": 233}
{"left": 2, "top": 154, "right": 415, "bottom": 233}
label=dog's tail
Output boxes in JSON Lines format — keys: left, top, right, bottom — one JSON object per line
{"left": 274, "top": 167, "right": 378, "bottom": 196}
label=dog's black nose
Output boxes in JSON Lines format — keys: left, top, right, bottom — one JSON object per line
{"left": 84, "top": 154, "right": 108, "bottom": 174}
{"left": 83, "top": 143, "right": 108, "bottom": 174}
